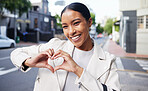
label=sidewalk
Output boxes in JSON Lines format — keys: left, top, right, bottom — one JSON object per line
{"left": 103, "top": 39, "right": 148, "bottom": 59}
{"left": 16, "top": 41, "right": 46, "bottom": 47}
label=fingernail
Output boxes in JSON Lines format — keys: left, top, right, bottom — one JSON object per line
{"left": 51, "top": 57, "right": 54, "bottom": 60}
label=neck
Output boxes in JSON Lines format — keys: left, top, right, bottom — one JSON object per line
{"left": 76, "top": 37, "right": 93, "bottom": 51}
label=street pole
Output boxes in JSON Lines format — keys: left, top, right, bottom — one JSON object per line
{"left": 14, "top": 9, "right": 17, "bottom": 41}
{"left": 121, "top": 16, "right": 129, "bottom": 50}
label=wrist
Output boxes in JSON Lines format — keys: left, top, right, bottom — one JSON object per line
{"left": 22, "top": 58, "right": 31, "bottom": 71}
{"left": 74, "top": 66, "right": 83, "bottom": 78}
{"left": 24, "top": 57, "right": 31, "bottom": 67}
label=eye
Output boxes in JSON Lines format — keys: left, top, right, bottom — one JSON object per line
{"left": 62, "top": 25, "right": 68, "bottom": 29}
{"left": 74, "top": 21, "right": 80, "bottom": 26}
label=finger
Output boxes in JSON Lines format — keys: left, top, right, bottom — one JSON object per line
{"left": 53, "top": 50, "right": 68, "bottom": 58}
{"left": 53, "top": 54, "right": 62, "bottom": 59}
{"left": 46, "top": 49, "right": 53, "bottom": 58}
{"left": 54, "top": 65, "right": 64, "bottom": 72}
{"left": 51, "top": 48, "right": 54, "bottom": 56}
{"left": 45, "top": 64, "right": 54, "bottom": 73}
{"left": 51, "top": 50, "right": 62, "bottom": 59}
{"left": 44, "top": 51, "right": 51, "bottom": 58}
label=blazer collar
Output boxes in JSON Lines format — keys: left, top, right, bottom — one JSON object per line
{"left": 93, "top": 39, "right": 106, "bottom": 60}
{"left": 86, "top": 39, "right": 112, "bottom": 79}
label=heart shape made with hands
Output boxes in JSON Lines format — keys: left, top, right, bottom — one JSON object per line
{"left": 48, "top": 57, "right": 64, "bottom": 67}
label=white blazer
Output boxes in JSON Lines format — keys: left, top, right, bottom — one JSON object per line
{"left": 11, "top": 38, "right": 121, "bottom": 91}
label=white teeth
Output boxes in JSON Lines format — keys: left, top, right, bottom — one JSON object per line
{"left": 72, "top": 35, "right": 79, "bottom": 40}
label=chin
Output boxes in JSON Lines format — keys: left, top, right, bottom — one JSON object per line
{"left": 72, "top": 41, "right": 83, "bottom": 48}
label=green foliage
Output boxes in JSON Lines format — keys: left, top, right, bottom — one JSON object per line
{"left": 54, "top": 14, "right": 62, "bottom": 28}
{"left": 0, "top": 0, "right": 5, "bottom": 12}
{"left": 96, "top": 23, "right": 104, "bottom": 34}
{"left": 104, "top": 18, "right": 113, "bottom": 34}
{"left": 90, "top": 13, "right": 96, "bottom": 24}
{"left": 0, "top": 0, "right": 31, "bottom": 17}
{"left": 113, "top": 19, "right": 120, "bottom": 32}
{"left": 115, "top": 26, "right": 119, "bottom": 32}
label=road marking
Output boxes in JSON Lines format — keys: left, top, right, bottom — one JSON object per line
{"left": 118, "top": 69, "right": 148, "bottom": 74}
{"left": 0, "top": 56, "right": 10, "bottom": 61}
{"left": 135, "top": 60, "right": 148, "bottom": 71}
{"left": 115, "top": 57, "right": 124, "bottom": 70}
{"left": 0, "top": 67, "right": 18, "bottom": 76}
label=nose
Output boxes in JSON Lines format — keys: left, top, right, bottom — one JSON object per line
{"left": 69, "top": 26, "right": 76, "bottom": 36}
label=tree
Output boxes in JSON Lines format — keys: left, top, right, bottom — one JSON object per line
{"left": 54, "top": 14, "right": 62, "bottom": 29}
{"left": 0, "top": 0, "right": 31, "bottom": 17}
{"left": 96, "top": 23, "right": 104, "bottom": 34}
{"left": 104, "top": 18, "right": 113, "bottom": 34}
{"left": 90, "top": 13, "right": 96, "bottom": 24}
{"left": 0, "top": 0, "right": 32, "bottom": 40}
{"left": 114, "top": 19, "right": 120, "bottom": 32}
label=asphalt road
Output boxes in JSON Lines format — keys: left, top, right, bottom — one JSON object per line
{"left": 0, "top": 48, "right": 38, "bottom": 91}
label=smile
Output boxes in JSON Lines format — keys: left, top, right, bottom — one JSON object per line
{"left": 70, "top": 34, "right": 81, "bottom": 42}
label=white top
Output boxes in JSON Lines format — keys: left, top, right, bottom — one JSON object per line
{"left": 64, "top": 47, "right": 94, "bottom": 91}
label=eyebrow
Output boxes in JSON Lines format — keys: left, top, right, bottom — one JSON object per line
{"left": 62, "top": 18, "right": 81, "bottom": 25}
{"left": 71, "top": 18, "right": 81, "bottom": 23}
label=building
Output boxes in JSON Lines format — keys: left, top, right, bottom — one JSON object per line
{"left": 136, "top": 0, "right": 148, "bottom": 55}
{"left": 119, "top": 0, "right": 148, "bottom": 55}
{"left": 0, "top": 0, "right": 56, "bottom": 42}
{"left": 0, "top": 8, "right": 15, "bottom": 36}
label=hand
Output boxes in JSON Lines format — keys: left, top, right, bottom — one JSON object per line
{"left": 24, "top": 48, "right": 54, "bottom": 73}
{"left": 51, "top": 50, "right": 83, "bottom": 77}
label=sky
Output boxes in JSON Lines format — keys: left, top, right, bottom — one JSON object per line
{"left": 30, "top": 0, "right": 120, "bottom": 23}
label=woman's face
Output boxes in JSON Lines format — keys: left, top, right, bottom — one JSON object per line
{"left": 61, "top": 9, "right": 92, "bottom": 50}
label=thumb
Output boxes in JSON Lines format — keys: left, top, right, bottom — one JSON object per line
{"left": 54, "top": 65, "right": 63, "bottom": 72}
{"left": 45, "top": 64, "right": 54, "bottom": 73}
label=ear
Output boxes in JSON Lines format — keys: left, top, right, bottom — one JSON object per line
{"left": 88, "top": 17, "right": 93, "bottom": 27}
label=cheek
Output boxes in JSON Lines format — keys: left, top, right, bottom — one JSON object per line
{"left": 63, "top": 30, "right": 68, "bottom": 37}
{"left": 81, "top": 26, "right": 89, "bottom": 35}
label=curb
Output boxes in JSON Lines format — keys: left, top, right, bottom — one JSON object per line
{"left": 121, "top": 56, "right": 148, "bottom": 60}
{"left": 103, "top": 39, "right": 148, "bottom": 60}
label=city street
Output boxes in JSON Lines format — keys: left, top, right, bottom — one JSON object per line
{"left": 0, "top": 48, "right": 38, "bottom": 91}
{"left": 116, "top": 57, "right": 148, "bottom": 91}
{"left": 1, "top": 0, "right": 148, "bottom": 91}
{"left": 0, "top": 38, "right": 148, "bottom": 91}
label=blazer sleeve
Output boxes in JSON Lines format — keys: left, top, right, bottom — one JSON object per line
{"left": 10, "top": 38, "right": 63, "bottom": 72}
{"left": 75, "top": 58, "right": 121, "bottom": 91}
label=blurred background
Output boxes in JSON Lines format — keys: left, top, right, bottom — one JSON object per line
{"left": 0, "top": 0, "right": 148, "bottom": 91}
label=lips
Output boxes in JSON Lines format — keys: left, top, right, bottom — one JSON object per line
{"left": 70, "top": 34, "right": 81, "bottom": 42}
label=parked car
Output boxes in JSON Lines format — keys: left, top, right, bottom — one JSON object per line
{"left": 97, "top": 33, "right": 104, "bottom": 38}
{"left": 0, "top": 35, "right": 16, "bottom": 48}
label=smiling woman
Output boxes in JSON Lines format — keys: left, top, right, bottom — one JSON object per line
{"left": 10, "top": 2, "right": 120, "bottom": 91}
{"left": 61, "top": 9, "right": 92, "bottom": 51}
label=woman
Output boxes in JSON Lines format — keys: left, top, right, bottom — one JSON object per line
{"left": 11, "top": 2, "right": 120, "bottom": 91}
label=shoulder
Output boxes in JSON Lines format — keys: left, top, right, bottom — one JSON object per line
{"left": 93, "top": 40, "right": 116, "bottom": 62}
{"left": 104, "top": 51, "right": 116, "bottom": 63}
{"left": 47, "top": 38, "right": 67, "bottom": 45}
{"left": 39, "top": 38, "right": 67, "bottom": 52}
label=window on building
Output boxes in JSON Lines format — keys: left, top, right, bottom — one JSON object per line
{"left": 33, "top": 6, "right": 39, "bottom": 11}
{"left": 146, "top": 15, "right": 148, "bottom": 29}
{"left": 34, "top": 18, "right": 38, "bottom": 28}
{"left": 137, "top": 16, "right": 144, "bottom": 29}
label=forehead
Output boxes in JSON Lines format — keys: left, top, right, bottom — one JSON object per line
{"left": 61, "top": 9, "right": 85, "bottom": 23}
